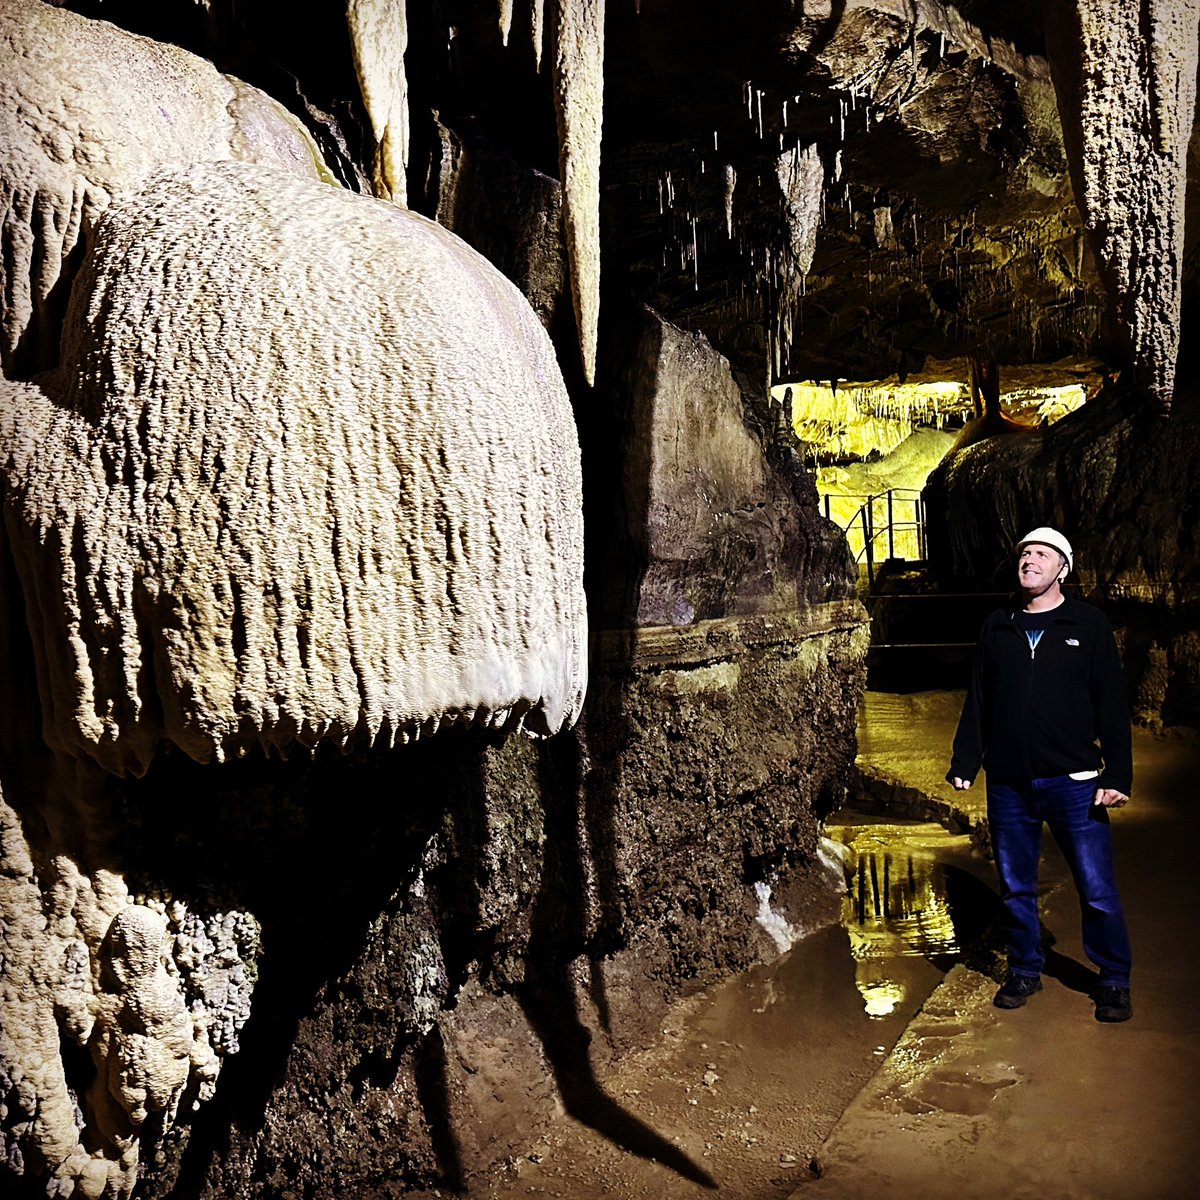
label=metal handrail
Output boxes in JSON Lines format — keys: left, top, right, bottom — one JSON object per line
{"left": 823, "top": 488, "right": 928, "bottom": 590}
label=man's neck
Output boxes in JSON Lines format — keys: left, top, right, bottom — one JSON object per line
{"left": 1020, "top": 585, "right": 1065, "bottom": 613}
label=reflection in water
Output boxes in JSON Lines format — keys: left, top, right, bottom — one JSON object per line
{"left": 824, "top": 815, "right": 973, "bottom": 1018}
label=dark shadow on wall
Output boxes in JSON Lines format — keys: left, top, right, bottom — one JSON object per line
{"left": 413, "top": 1025, "right": 466, "bottom": 1194}
{"left": 122, "top": 731, "right": 492, "bottom": 1199}
{"left": 517, "top": 729, "right": 717, "bottom": 1191}
{"left": 563, "top": 675, "right": 637, "bottom": 1037}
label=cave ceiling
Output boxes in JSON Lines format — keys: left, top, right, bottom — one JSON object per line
{"left": 598, "top": 0, "right": 1111, "bottom": 388}
{"left": 46, "top": 1, "right": 1199, "bottom": 399}
{"left": 410, "top": 0, "right": 1198, "bottom": 395}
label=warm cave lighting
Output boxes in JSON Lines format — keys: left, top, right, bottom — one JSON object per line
{"left": 773, "top": 373, "right": 1088, "bottom": 569}
{"left": 772, "top": 376, "right": 1087, "bottom": 462}
{"left": 855, "top": 972, "right": 907, "bottom": 1018}
{"left": 825, "top": 820, "right": 965, "bottom": 1019}
{"left": 776, "top": 379, "right": 969, "bottom": 460}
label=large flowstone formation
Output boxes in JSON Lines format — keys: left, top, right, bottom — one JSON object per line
{"left": 0, "top": 155, "right": 589, "bottom": 1199}
{"left": 2, "top": 159, "right": 587, "bottom": 775}
{"left": 0, "top": 4, "right": 865, "bottom": 1198}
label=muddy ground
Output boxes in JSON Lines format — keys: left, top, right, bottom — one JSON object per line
{"left": 476, "top": 813, "right": 994, "bottom": 1200}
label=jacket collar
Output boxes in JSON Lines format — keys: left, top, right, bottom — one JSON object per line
{"left": 1003, "top": 595, "right": 1080, "bottom": 625}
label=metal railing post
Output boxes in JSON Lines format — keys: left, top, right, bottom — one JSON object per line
{"left": 863, "top": 501, "right": 874, "bottom": 589}
{"left": 887, "top": 489, "right": 895, "bottom": 560}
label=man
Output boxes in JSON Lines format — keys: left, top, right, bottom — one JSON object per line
{"left": 947, "top": 527, "right": 1133, "bottom": 1022}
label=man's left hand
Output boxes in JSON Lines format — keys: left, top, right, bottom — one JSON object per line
{"left": 1094, "top": 788, "right": 1129, "bottom": 808}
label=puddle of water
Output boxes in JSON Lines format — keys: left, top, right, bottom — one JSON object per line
{"left": 823, "top": 807, "right": 994, "bottom": 1018}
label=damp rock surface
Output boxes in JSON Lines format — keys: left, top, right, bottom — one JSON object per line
{"left": 1, "top": 158, "right": 587, "bottom": 775}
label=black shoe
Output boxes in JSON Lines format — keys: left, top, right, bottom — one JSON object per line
{"left": 993, "top": 973, "right": 1043, "bottom": 1009}
{"left": 1094, "top": 986, "right": 1132, "bottom": 1023}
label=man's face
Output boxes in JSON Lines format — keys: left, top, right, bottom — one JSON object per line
{"left": 1018, "top": 543, "right": 1064, "bottom": 589}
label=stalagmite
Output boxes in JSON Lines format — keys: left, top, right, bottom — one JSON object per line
{"left": 1044, "top": 0, "right": 1199, "bottom": 412}
{"left": 347, "top": 0, "right": 410, "bottom": 206}
{"left": 0, "top": 160, "right": 588, "bottom": 776}
{"left": 552, "top": 0, "right": 605, "bottom": 386}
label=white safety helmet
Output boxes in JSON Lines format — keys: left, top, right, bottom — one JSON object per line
{"left": 1015, "top": 526, "right": 1073, "bottom": 572}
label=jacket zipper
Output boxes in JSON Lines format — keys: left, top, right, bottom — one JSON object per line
{"left": 1011, "top": 613, "right": 1037, "bottom": 779}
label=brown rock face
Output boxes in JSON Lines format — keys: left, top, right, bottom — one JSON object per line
{"left": 182, "top": 601, "right": 863, "bottom": 1200}
{"left": 595, "top": 304, "right": 854, "bottom": 629}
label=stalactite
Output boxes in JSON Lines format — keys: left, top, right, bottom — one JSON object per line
{"left": 776, "top": 143, "right": 823, "bottom": 283}
{"left": 532, "top": 0, "right": 546, "bottom": 69}
{"left": 1045, "top": 0, "right": 1198, "bottom": 412}
{"left": 347, "top": 0, "right": 409, "bottom": 206}
{"left": 552, "top": 0, "right": 605, "bottom": 386}
{"left": 723, "top": 163, "right": 736, "bottom": 238}
{"left": 499, "top": 0, "right": 513, "bottom": 45}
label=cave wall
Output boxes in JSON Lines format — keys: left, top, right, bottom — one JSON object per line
{"left": 593, "top": 302, "right": 855, "bottom": 630}
{"left": 1, "top": 535, "right": 863, "bottom": 1200}
{"left": 167, "top": 603, "right": 864, "bottom": 1200}
{"left": 0, "top": 3, "right": 868, "bottom": 1197}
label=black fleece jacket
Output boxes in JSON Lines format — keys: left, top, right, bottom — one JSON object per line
{"left": 947, "top": 596, "right": 1133, "bottom": 795}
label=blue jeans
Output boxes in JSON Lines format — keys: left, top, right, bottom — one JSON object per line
{"left": 987, "top": 775, "right": 1132, "bottom": 988}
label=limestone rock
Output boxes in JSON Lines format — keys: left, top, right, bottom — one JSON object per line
{"left": 1, "top": 160, "right": 587, "bottom": 776}
{"left": 424, "top": 117, "right": 568, "bottom": 334}
{"left": 0, "top": 0, "right": 330, "bottom": 378}
{"left": 598, "top": 305, "right": 853, "bottom": 628}
{"left": 0, "top": 770, "right": 258, "bottom": 1200}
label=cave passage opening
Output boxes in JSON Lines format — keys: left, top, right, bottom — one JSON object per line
{"left": 771, "top": 360, "right": 1096, "bottom": 579}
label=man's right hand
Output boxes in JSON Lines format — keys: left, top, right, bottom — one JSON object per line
{"left": 951, "top": 776, "right": 972, "bottom": 790}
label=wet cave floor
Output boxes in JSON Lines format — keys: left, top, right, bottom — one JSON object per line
{"left": 479, "top": 691, "right": 1200, "bottom": 1200}
{"left": 481, "top": 811, "right": 997, "bottom": 1200}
